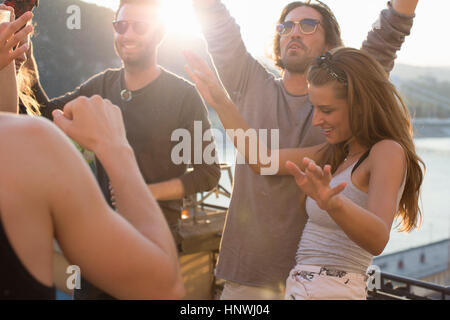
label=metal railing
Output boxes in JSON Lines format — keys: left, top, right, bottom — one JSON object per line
{"left": 182, "top": 163, "right": 232, "bottom": 224}
{"left": 184, "top": 164, "right": 450, "bottom": 300}
{"left": 368, "top": 271, "right": 450, "bottom": 300}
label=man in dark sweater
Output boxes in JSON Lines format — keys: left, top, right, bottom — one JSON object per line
{"left": 27, "top": 0, "right": 221, "bottom": 299}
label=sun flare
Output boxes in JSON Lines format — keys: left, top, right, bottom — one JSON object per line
{"left": 160, "top": 0, "right": 202, "bottom": 36}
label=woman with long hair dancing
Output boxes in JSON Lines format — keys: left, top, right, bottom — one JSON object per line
{"left": 183, "top": 47, "right": 424, "bottom": 300}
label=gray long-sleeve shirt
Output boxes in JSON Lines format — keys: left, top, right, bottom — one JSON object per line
{"left": 194, "top": 1, "right": 415, "bottom": 289}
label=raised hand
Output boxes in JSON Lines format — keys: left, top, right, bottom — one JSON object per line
{"left": 0, "top": 9, "right": 33, "bottom": 70}
{"left": 183, "top": 49, "right": 231, "bottom": 110}
{"left": 285, "top": 158, "right": 346, "bottom": 212}
{"left": 52, "top": 95, "right": 129, "bottom": 158}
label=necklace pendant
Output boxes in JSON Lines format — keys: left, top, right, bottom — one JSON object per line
{"left": 120, "top": 89, "right": 132, "bottom": 102}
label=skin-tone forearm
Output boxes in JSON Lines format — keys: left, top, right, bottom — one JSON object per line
{"left": 391, "top": 0, "right": 419, "bottom": 15}
{"left": 184, "top": 50, "right": 274, "bottom": 173}
{"left": 286, "top": 141, "right": 407, "bottom": 257}
{"left": 184, "top": 50, "right": 321, "bottom": 175}
{"left": 52, "top": 97, "right": 184, "bottom": 298}
{"left": 213, "top": 100, "right": 264, "bottom": 172}
{"left": 326, "top": 195, "right": 390, "bottom": 256}
{"left": 0, "top": 61, "right": 18, "bottom": 112}
{"left": 53, "top": 97, "right": 178, "bottom": 267}
{"left": 148, "top": 178, "right": 185, "bottom": 201}
{"left": 287, "top": 160, "right": 390, "bottom": 256}
{"left": 96, "top": 144, "right": 178, "bottom": 261}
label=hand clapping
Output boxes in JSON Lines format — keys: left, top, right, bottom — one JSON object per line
{"left": 52, "top": 95, "right": 128, "bottom": 157}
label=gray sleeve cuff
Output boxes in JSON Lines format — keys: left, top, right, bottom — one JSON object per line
{"left": 361, "top": 1, "right": 416, "bottom": 74}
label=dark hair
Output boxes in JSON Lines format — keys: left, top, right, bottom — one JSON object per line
{"left": 115, "top": 0, "right": 162, "bottom": 19}
{"left": 272, "top": 0, "right": 343, "bottom": 70}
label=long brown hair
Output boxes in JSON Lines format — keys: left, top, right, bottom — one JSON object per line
{"left": 17, "top": 66, "right": 41, "bottom": 115}
{"left": 307, "top": 47, "right": 425, "bottom": 232}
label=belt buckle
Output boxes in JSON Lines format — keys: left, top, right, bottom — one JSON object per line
{"left": 294, "top": 270, "right": 315, "bottom": 281}
{"left": 320, "top": 267, "right": 347, "bottom": 278}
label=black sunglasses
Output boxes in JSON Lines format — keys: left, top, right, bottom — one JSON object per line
{"left": 113, "top": 20, "right": 151, "bottom": 35}
{"left": 276, "top": 19, "right": 321, "bottom": 36}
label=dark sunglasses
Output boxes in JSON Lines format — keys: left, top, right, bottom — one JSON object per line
{"left": 276, "top": 19, "right": 321, "bottom": 36}
{"left": 113, "top": 20, "right": 151, "bottom": 35}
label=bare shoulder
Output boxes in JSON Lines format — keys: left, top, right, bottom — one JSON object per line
{"left": 0, "top": 114, "right": 56, "bottom": 142}
{"left": 369, "top": 139, "right": 407, "bottom": 170}
{"left": 0, "top": 114, "right": 70, "bottom": 152}
{"left": 0, "top": 114, "right": 79, "bottom": 182}
{"left": 370, "top": 139, "right": 405, "bottom": 158}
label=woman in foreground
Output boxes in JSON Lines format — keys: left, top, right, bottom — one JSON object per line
{"left": 0, "top": 10, "right": 184, "bottom": 300}
{"left": 184, "top": 47, "right": 424, "bottom": 300}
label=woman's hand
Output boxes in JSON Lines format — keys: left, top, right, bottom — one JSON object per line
{"left": 183, "top": 49, "right": 232, "bottom": 110}
{"left": 285, "top": 158, "right": 346, "bottom": 212}
{"left": 0, "top": 9, "right": 33, "bottom": 70}
{"left": 52, "top": 95, "right": 129, "bottom": 159}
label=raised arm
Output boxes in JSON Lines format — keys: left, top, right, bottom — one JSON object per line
{"left": 47, "top": 96, "right": 184, "bottom": 299}
{"left": 0, "top": 9, "right": 33, "bottom": 113}
{"left": 392, "top": 0, "right": 418, "bottom": 15}
{"left": 1, "top": 108, "right": 184, "bottom": 299}
{"left": 362, "top": 0, "right": 418, "bottom": 74}
{"left": 192, "top": 0, "right": 273, "bottom": 106}
{"left": 184, "top": 50, "right": 323, "bottom": 175}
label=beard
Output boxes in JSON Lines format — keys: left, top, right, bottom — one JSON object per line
{"left": 281, "top": 41, "right": 326, "bottom": 74}
{"left": 114, "top": 35, "right": 158, "bottom": 69}
{"left": 281, "top": 53, "right": 315, "bottom": 74}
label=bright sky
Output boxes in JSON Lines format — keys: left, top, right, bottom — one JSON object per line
{"left": 82, "top": 0, "right": 449, "bottom": 67}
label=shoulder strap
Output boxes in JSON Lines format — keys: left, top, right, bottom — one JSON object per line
{"left": 351, "top": 149, "right": 371, "bottom": 175}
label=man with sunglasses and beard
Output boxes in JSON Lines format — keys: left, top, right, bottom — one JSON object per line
{"left": 27, "top": 0, "right": 221, "bottom": 299}
{"left": 192, "top": 0, "right": 419, "bottom": 300}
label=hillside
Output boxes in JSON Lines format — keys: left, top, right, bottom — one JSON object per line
{"left": 27, "top": 0, "right": 450, "bottom": 120}
{"left": 31, "top": 0, "right": 210, "bottom": 97}
{"left": 392, "top": 64, "right": 450, "bottom": 83}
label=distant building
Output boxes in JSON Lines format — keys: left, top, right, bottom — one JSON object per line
{"left": 373, "top": 239, "right": 450, "bottom": 298}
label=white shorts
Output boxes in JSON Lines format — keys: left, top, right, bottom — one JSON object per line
{"left": 285, "top": 265, "right": 368, "bottom": 300}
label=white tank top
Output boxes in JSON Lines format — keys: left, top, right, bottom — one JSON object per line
{"left": 295, "top": 159, "right": 406, "bottom": 275}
